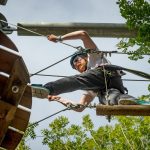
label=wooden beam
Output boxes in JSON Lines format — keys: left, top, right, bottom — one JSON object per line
{"left": 0, "top": 31, "right": 18, "bottom": 51}
{"left": 0, "top": 74, "right": 8, "bottom": 96}
{"left": 19, "top": 85, "right": 32, "bottom": 109}
{"left": 0, "top": 31, "right": 32, "bottom": 150}
{"left": 0, "top": 100, "right": 16, "bottom": 144}
{"left": 2, "top": 58, "right": 30, "bottom": 106}
{"left": 0, "top": 47, "right": 21, "bottom": 74}
{"left": 17, "top": 22, "right": 137, "bottom": 38}
{"left": 1, "top": 129, "right": 23, "bottom": 150}
{"left": 10, "top": 107, "right": 31, "bottom": 132}
{"left": 96, "top": 105, "right": 150, "bottom": 116}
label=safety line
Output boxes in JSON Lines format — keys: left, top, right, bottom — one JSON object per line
{"left": 30, "top": 53, "right": 75, "bottom": 77}
{"left": 28, "top": 103, "right": 96, "bottom": 128}
{"left": 30, "top": 73, "right": 150, "bottom": 82}
{"left": 0, "top": 20, "right": 149, "bottom": 56}
{"left": 28, "top": 107, "right": 70, "bottom": 128}
{"left": 0, "top": 20, "right": 80, "bottom": 50}
{"left": 0, "top": 20, "right": 45, "bottom": 37}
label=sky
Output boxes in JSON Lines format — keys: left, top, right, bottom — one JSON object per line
{"left": 1, "top": 0, "right": 150, "bottom": 149}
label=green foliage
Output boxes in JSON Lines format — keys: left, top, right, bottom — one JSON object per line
{"left": 41, "top": 115, "right": 150, "bottom": 150}
{"left": 116, "top": 0, "right": 150, "bottom": 62}
{"left": 16, "top": 123, "right": 38, "bottom": 150}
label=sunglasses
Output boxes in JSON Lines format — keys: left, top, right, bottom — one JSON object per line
{"left": 73, "top": 56, "right": 83, "bottom": 65}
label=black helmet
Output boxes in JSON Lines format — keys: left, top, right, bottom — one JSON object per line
{"left": 70, "top": 51, "right": 87, "bottom": 69}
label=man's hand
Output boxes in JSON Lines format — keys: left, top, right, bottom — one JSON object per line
{"left": 47, "top": 34, "right": 58, "bottom": 43}
{"left": 47, "top": 95, "right": 61, "bottom": 101}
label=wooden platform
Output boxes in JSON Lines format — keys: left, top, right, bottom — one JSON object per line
{"left": 96, "top": 105, "right": 150, "bottom": 116}
{"left": 0, "top": 31, "right": 32, "bottom": 150}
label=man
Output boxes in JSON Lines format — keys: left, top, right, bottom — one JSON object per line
{"left": 32, "top": 30, "right": 138, "bottom": 111}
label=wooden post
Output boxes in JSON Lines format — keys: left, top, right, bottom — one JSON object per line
{"left": 17, "top": 23, "right": 137, "bottom": 38}
{"left": 96, "top": 105, "right": 150, "bottom": 116}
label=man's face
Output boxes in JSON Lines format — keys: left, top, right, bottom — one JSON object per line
{"left": 73, "top": 56, "right": 87, "bottom": 73}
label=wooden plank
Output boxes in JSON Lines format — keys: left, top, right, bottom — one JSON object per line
{"left": 19, "top": 85, "right": 32, "bottom": 109}
{"left": 96, "top": 105, "right": 150, "bottom": 116}
{"left": 0, "top": 74, "right": 8, "bottom": 96}
{"left": 0, "top": 31, "right": 18, "bottom": 51}
{"left": 2, "top": 58, "right": 30, "bottom": 106}
{"left": 10, "top": 107, "right": 31, "bottom": 132}
{"left": 0, "top": 100, "right": 16, "bottom": 144}
{"left": 17, "top": 23, "right": 137, "bottom": 38}
{"left": 0, "top": 32, "right": 31, "bottom": 150}
{"left": 1, "top": 129, "right": 23, "bottom": 150}
{"left": 0, "top": 47, "right": 20, "bottom": 74}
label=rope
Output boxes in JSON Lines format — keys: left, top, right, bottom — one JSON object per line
{"left": 104, "top": 65, "right": 150, "bottom": 80}
{"left": 122, "top": 79, "right": 150, "bottom": 82}
{"left": 28, "top": 107, "right": 70, "bottom": 128}
{"left": 100, "top": 53, "right": 109, "bottom": 103}
{"left": 28, "top": 103, "right": 96, "bottom": 128}
{"left": 86, "top": 49, "right": 150, "bottom": 56}
{"left": 0, "top": 20, "right": 81, "bottom": 50}
{"left": 30, "top": 73, "right": 150, "bottom": 82}
{"left": 30, "top": 53, "right": 75, "bottom": 77}
{"left": 1, "top": 20, "right": 150, "bottom": 56}
{"left": 0, "top": 20, "right": 45, "bottom": 37}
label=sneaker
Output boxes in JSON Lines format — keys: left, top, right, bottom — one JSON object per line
{"left": 135, "top": 100, "right": 150, "bottom": 105}
{"left": 31, "top": 84, "right": 50, "bottom": 99}
{"left": 118, "top": 94, "right": 139, "bottom": 105}
{"left": 119, "top": 98, "right": 139, "bottom": 105}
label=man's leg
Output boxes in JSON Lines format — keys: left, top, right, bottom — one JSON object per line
{"left": 104, "top": 76, "right": 138, "bottom": 105}
{"left": 44, "top": 68, "right": 106, "bottom": 95}
{"left": 32, "top": 68, "right": 106, "bottom": 98}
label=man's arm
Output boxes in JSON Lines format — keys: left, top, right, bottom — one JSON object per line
{"left": 47, "top": 30, "right": 97, "bottom": 50}
{"left": 48, "top": 94, "right": 94, "bottom": 112}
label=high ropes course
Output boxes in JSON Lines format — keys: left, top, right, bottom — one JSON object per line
{"left": 0, "top": 12, "right": 150, "bottom": 150}
{"left": 0, "top": 31, "right": 32, "bottom": 149}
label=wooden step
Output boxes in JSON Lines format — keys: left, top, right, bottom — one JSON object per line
{"left": 96, "top": 105, "right": 150, "bottom": 116}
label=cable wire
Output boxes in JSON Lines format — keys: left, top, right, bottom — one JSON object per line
{"left": 30, "top": 53, "right": 75, "bottom": 77}
{"left": 32, "top": 73, "right": 150, "bottom": 82}
{"left": 28, "top": 107, "right": 70, "bottom": 128}
{"left": 1, "top": 20, "right": 150, "bottom": 56}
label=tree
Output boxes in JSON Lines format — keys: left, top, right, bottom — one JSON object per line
{"left": 16, "top": 123, "right": 38, "bottom": 150}
{"left": 41, "top": 115, "right": 150, "bottom": 150}
{"left": 116, "top": 0, "right": 150, "bottom": 100}
{"left": 116, "top": 0, "right": 150, "bottom": 62}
